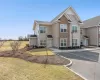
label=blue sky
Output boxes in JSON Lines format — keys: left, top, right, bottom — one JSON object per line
{"left": 0, "top": 0, "right": 100, "bottom": 39}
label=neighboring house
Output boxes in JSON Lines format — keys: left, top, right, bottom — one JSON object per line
{"left": 29, "top": 6, "right": 82, "bottom": 49}
{"left": 81, "top": 16, "right": 100, "bottom": 46}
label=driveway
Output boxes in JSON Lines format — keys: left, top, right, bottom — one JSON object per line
{"left": 56, "top": 49, "right": 100, "bottom": 80}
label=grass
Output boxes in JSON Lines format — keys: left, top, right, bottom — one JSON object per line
{"left": 0, "top": 41, "right": 83, "bottom": 80}
{"left": 0, "top": 57, "right": 83, "bottom": 80}
{"left": 26, "top": 48, "right": 54, "bottom": 55}
{"left": 0, "top": 41, "right": 28, "bottom": 51}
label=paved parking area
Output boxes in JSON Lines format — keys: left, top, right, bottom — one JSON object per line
{"left": 56, "top": 50, "right": 100, "bottom": 80}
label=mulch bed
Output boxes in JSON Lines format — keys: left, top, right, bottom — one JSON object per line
{"left": 0, "top": 48, "right": 70, "bottom": 65}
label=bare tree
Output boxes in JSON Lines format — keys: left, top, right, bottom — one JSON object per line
{"left": 0, "top": 40, "right": 5, "bottom": 48}
{"left": 10, "top": 41, "right": 21, "bottom": 54}
{"left": 44, "top": 38, "right": 49, "bottom": 68}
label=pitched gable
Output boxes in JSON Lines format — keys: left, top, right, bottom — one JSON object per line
{"left": 51, "top": 6, "right": 82, "bottom": 23}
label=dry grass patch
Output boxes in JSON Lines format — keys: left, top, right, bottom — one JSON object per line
{"left": 0, "top": 41, "right": 28, "bottom": 51}
{"left": 26, "top": 48, "right": 54, "bottom": 55}
{"left": 0, "top": 57, "right": 83, "bottom": 80}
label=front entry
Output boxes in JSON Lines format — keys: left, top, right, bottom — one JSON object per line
{"left": 83, "top": 38, "right": 88, "bottom": 46}
{"left": 47, "top": 39, "right": 52, "bottom": 48}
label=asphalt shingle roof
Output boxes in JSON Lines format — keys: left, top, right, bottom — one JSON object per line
{"left": 81, "top": 16, "right": 100, "bottom": 28}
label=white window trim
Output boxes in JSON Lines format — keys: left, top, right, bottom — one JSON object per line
{"left": 72, "top": 39, "right": 78, "bottom": 46}
{"left": 60, "top": 38, "right": 67, "bottom": 47}
{"left": 72, "top": 25, "right": 78, "bottom": 33}
{"left": 39, "top": 26, "right": 46, "bottom": 33}
{"left": 40, "top": 40, "right": 46, "bottom": 46}
{"left": 60, "top": 24, "right": 67, "bottom": 33}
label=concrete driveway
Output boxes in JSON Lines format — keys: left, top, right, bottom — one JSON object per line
{"left": 56, "top": 49, "right": 100, "bottom": 80}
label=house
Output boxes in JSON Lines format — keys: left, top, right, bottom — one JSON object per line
{"left": 81, "top": 16, "right": 100, "bottom": 46}
{"left": 29, "top": 6, "right": 82, "bottom": 49}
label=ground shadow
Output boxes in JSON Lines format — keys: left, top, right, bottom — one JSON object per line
{"left": 57, "top": 50, "right": 99, "bottom": 62}
{"left": 28, "top": 48, "right": 51, "bottom": 52}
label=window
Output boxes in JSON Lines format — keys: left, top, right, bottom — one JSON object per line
{"left": 72, "top": 25, "right": 77, "bottom": 32}
{"left": 40, "top": 26, "right": 46, "bottom": 33}
{"left": 72, "top": 39, "right": 77, "bottom": 46}
{"left": 60, "top": 38, "right": 67, "bottom": 47}
{"left": 40, "top": 40, "right": 46, "bottom": 46}
{"left": 60, "top": 24, "right": 67, "bottom": 32}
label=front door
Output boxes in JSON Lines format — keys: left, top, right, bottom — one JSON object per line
{"left": 83, "top": 38, "right": 88, "bottom": 46}
{"left": 47, "top": 39, "right": 52, "bottom": 48}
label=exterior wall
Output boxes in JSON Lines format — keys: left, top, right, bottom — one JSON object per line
{"left": 29, "top": 38, "right": 37, "bottom": 46}
{"left": 86, "top": 27, "right": 98, "bottom": 46}
{"left": 69, "top": 18, "right": 81, "bottom": 47}
{"left": 38, "top": 24, "right": 52, "bottom": 46}
{"left": 59, "top": 15, "right": 70, "bottom": 47}
{"left": 33, "top": 8, "right": 81, "bottom": 48}
{"left": 65, "top": 8, "right": 81, "bottom": 47}
{"left": 80, "top": 28, "right": 87, "bottom": 42}
{"left": 34, "top": 24, "right": 39, "bottom": 46}
{"left": 52, "top": 22, "right": 59, "bottom": 48}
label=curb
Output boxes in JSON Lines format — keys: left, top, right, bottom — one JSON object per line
{"left": 54, "top": 53, "right": 72, "bottom": 67}
{"left": 54, "top": 52, "right": 88, "bottom": 80}
{"left": 65, "top": 66, "right": 88, "bottom": 80}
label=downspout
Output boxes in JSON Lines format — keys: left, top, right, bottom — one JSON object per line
{"left": 98, "top": 26, "right": 99, "bottom": 46}
{"left": 58, "top": 19, "right": 61, "bottom": 49}
{"left": 59, "top": 22, "right": 60, "bottom": 49}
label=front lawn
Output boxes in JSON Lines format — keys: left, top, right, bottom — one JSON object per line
{"left": 0, "top": 41, "right": 83, "bottom": 80}
{"left": 0, "top": 41, "right": 28, "bottom": 51}
{"left": 26, "top": 48, "right": 54, "bottom": 55}
{"left": 0, "top": 57, "right": 83, "bottom": 80}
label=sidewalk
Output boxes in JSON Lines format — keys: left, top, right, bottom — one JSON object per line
{"left": 50, "top": 47, "right": 100, "bottom": 53}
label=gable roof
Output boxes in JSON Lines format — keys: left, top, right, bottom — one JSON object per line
{"left": 35, "top": 20, "right": 51, "bottom": 24}
{"left": 51, "top": 6, "right": 82, "bottom": 23}
{"left": 33, "top": 6, "right": 82, "bottom": 30}
{"left": 81, "top": 16, "right": 100, "bottom": 28}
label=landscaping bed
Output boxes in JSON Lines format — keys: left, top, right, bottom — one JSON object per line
{"left": 0, "top": 50, "right": 70, "bottom": 65}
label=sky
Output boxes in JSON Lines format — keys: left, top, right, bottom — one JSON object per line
{"left": 0, "top": 0, "right": 100, "bottom": 39}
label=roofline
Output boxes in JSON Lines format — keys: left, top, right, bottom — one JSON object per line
{"left": 51, "top": 7, "right": 70, "bottom": 22}
{"left": 70, "top": 6, "right": 82, "bottom": 22}
{"left": 83, "top": 15, "right": 100, "bottom": 22}
{"left": 33, "top": 20, "right": 52, "bottom": 30}
{"left": 51, "top": 6, "right": 82, "bottom": 23}
{"left": 81, "top": 25, "right": 99, "bottom": 29}
{"left": 33, "top": 20, "right": 37, "bottom": 30}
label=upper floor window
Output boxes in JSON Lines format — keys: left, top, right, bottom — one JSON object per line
{"left": 60, "top": 24, "right": 67, "bottom": 33}
{"left": 72, "top": 25, "right": 77, "bottom": 33}
{"left": 39, "top": 26, "right": 46, "bottom": 33}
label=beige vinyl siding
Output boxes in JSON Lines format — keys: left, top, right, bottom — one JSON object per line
{"left": 70, "top": 19, "right": 81, "bottom": 46}
{"left": 86, "top": 27, "right": 98, "bottom": 46}
{"left": 38, "top": 25, "right": 52, "bottom": 46}
{"left": 80, "top": 28, "right": 87, "bottom": 42}
{"left": 29, "top": 38, "right": 37, "bottom": 46}
{"left": 52, "top": 23, "right": 59, "bottom": 48}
